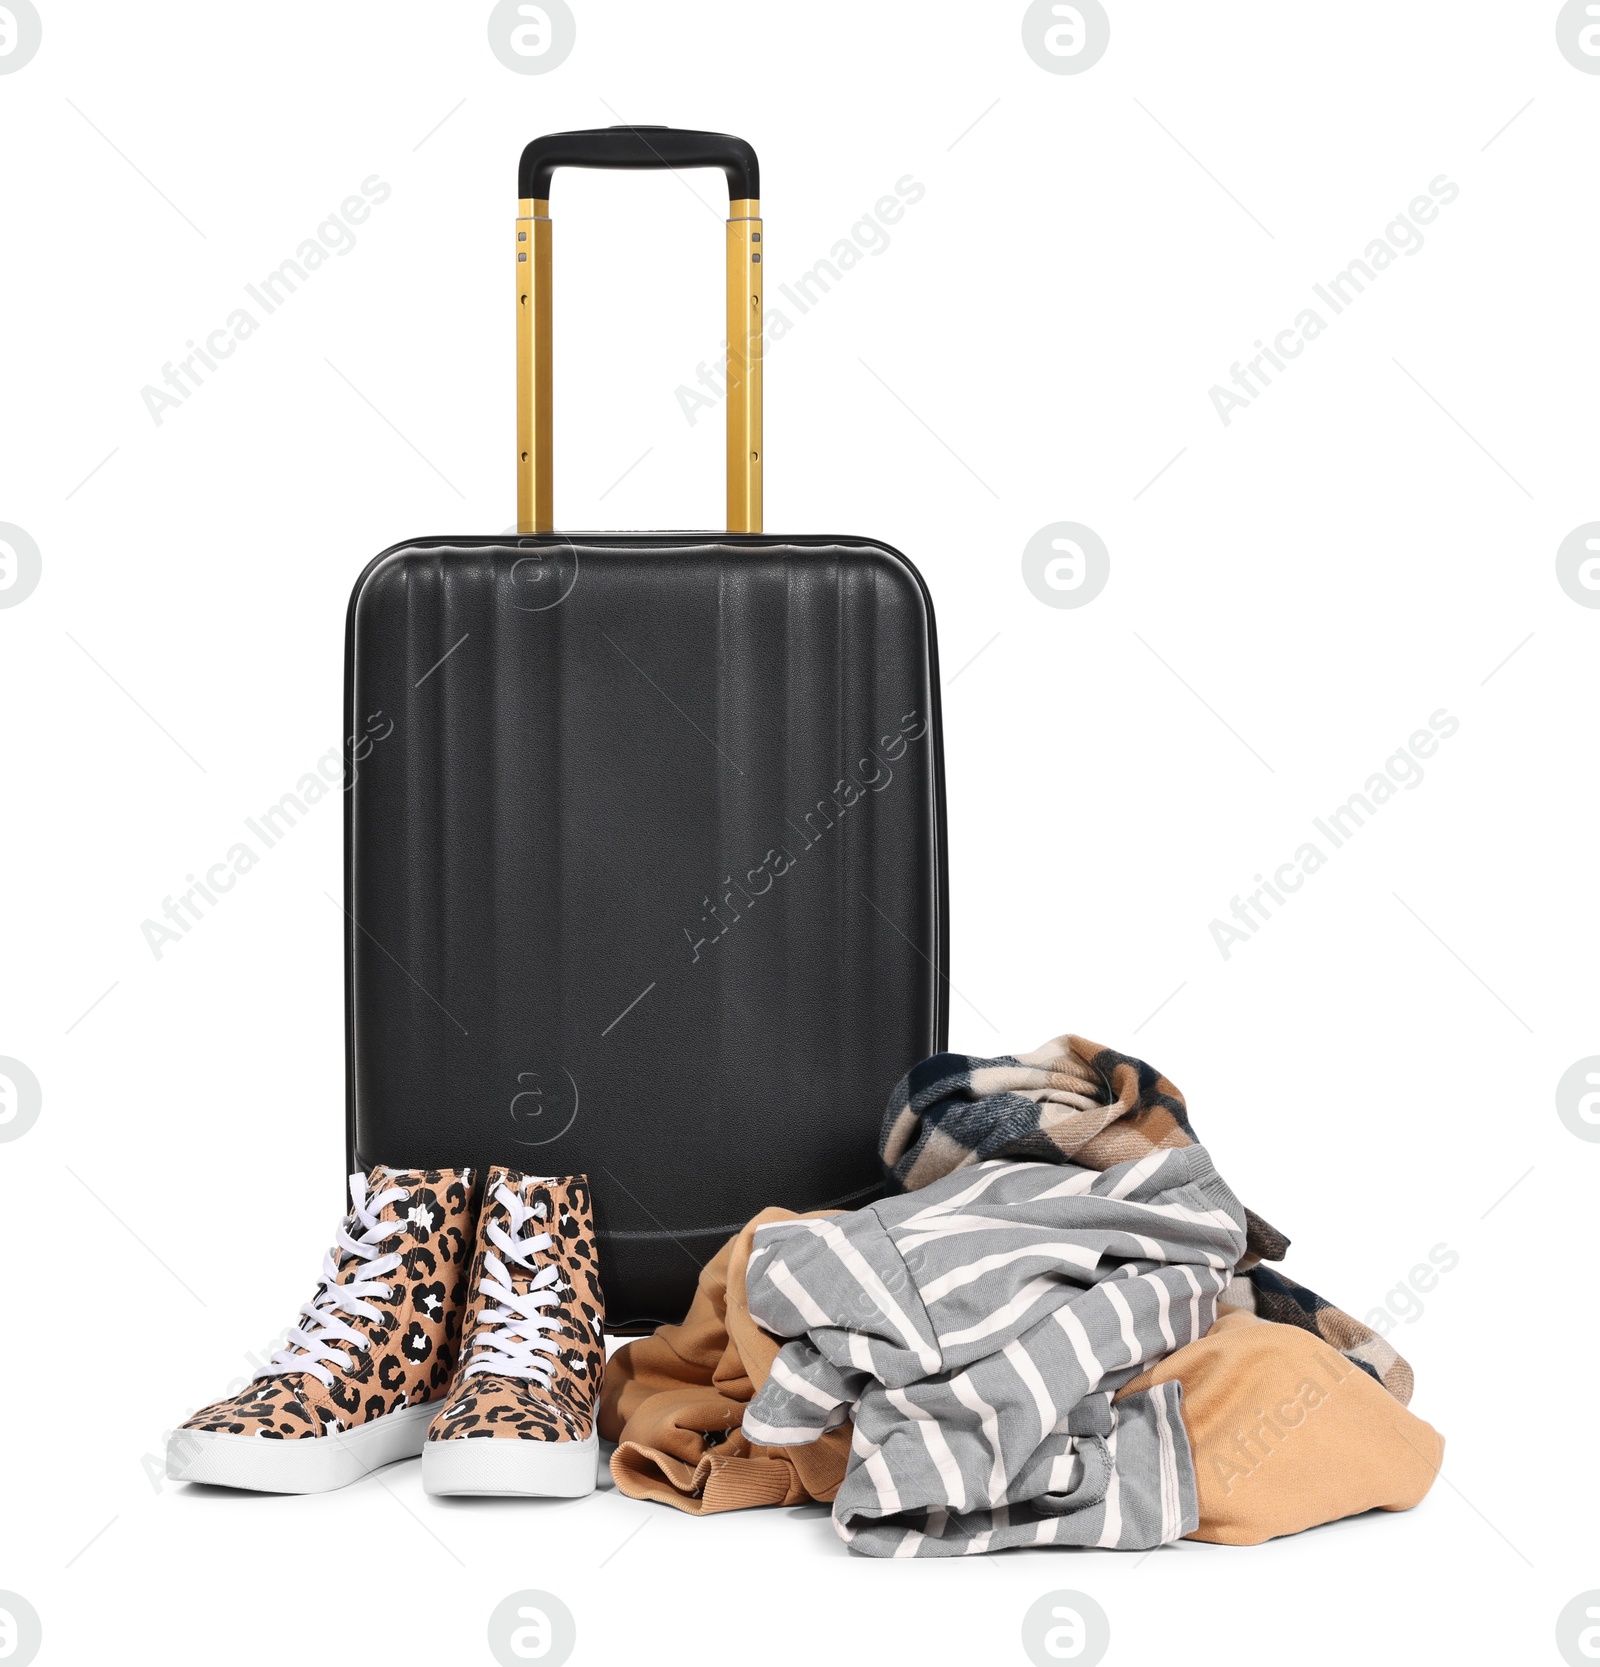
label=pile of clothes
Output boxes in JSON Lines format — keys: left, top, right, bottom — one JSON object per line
{"left": 599, "top": 1033, "right": 1444, "bottom": 1557}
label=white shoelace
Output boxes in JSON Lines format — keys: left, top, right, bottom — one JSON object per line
{"left": 462, "top": 1182, "right": 563, "bottom": 1385}
{"left": 258, "top": 1171, "right": 410, "bottom": 1390}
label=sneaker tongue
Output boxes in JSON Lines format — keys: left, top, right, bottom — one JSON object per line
{"left": 496, "top": 1190, "right": 553, "bottom": 1295}
{"left": 280, "top": 1167, "right": 413, "bottom": 1364}
{"left": 343, "top": 1165, "right": 429, "bottom": 1267}
{"left": 496, "top": 1220, "right": 553, "bottom": 1293}
{"left": 457, "top": 1182, "right": 553, "bottom": 1377}
{"left": 260, "top": 1170, "right": 413, "bottom": 1414}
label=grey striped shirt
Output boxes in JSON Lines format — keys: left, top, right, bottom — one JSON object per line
{"left": 741, "top": 1149, "right": 1247, "bottom": 1557}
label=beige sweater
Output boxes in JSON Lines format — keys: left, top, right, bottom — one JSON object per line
{"left": 599, "top": 1209, "right": 851, "bottom": 1513}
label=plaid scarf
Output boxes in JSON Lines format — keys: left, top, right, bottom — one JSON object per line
{"left": 880, "top": 1033, "right": 1413, "bottom": 1405}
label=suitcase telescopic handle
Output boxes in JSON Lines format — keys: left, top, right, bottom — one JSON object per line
{"left": 515, "top": 126, "right": 763, "bottom": 536}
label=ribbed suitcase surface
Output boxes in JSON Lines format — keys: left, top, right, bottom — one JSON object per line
{"left": 344, "top": 533, "right": 945, "bottom": 1325}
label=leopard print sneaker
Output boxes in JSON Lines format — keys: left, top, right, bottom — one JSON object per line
{"left": 422, "top": 1168, "right": 605, "bottom": 1497}
{"left": 167, "top": 1165, "right": 476, "bottom": 1493}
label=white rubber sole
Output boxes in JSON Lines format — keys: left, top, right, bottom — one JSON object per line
{"left": 422, "top": 1432, "right": 598, "bottom": 1497}
{"left": 166, "top": 1403, "right": 433, "bottom": 1494}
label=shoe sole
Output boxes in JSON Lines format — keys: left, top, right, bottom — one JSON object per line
{"left": 166, "top": 1402, "right": 433, "bottom": 1494}
{"left": 422, "top": 1432, "right": 598, "bottom": 1497}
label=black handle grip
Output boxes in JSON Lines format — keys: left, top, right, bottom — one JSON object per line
{"left": 519, "top": 125, "right": 759, "bottom": 202}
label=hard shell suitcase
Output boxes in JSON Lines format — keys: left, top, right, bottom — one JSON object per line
{"left": 343, "top": 129, "right": 946, "bottom": 1327}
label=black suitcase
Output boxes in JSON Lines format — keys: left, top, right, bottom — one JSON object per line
{"left": 343, "top": 128, "right": 946, "bottom": 1327}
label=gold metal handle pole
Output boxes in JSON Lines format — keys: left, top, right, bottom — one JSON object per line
{"left": 516, "top": 197, "right": 553, "bottom": 534}
{"left": 518, "top": 192, "right": 761, "bottom": 535}
{"left": 726, "top": 197, "right": 763, "bottom": 535}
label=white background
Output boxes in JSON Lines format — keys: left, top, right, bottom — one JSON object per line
{"left": 2, "top": 3, "right": 1595, "bottom": 1663}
